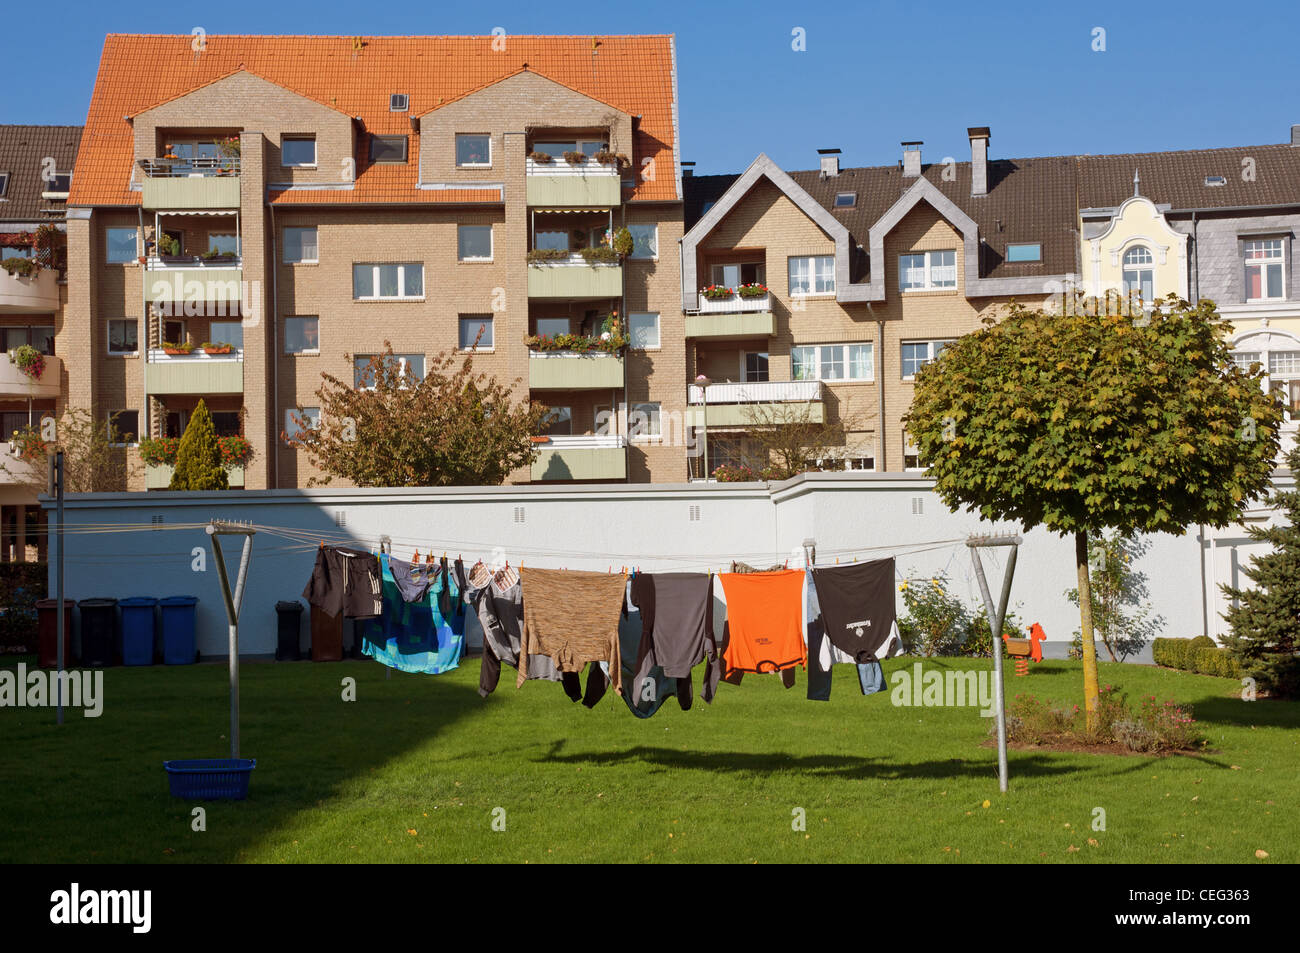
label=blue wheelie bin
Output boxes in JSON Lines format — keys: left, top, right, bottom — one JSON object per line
{"left": 119, "top": 597, "right": 159, "bottom": 665}
{"left": 160, "top": 596, "right": 199, "bottom": 665}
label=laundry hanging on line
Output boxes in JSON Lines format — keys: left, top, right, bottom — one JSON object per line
{"left": 359, "top": 554, "right": 464, "bottom": 675}
{"left": 302, "top": 545, "right": 383, "bottom": 619}
{"left": 804, "top": 558, "right": 901, "bottom": 701}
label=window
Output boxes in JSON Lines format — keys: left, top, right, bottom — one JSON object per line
{"left": 281, "top": 137, "right": 317, "bottom": 167}
{"left": 1245, "top": 239, "right": 1285, "bottom": 301}
{"left": 1006, "top": 243, "right": 1042, "bottom": 262}
{"left": 1231, "top": 351, "right": 1261, "bottom": 372}
{"left": 353, "top": 263, "right": 424, "bottom": 299}
{"left": 834, "top": 192, "right": 856, "bottom": 208}
{"left": 209, "top": 321, "right": 243, "bottom": 349}
{"left": 457, "top": 225, "right": 493, "bottom": 261}
{"left": 456, "top": 134, "right": 491, "bottom": 167}
{"left": 532, "top": 140, "right": 604, "bottom": 160}
{"left": 541, "top": 407, "right": 572, "bottom": 437}
{"left": 283, "top": 227, "right": 318, "bottom": 264}
{"left": 1, "top": 326, "right": 54, "bottom": 355}
{"left": 106, "top": 228, "right": 137, "bottom": 263}
{"left": 1205, "top": 175, "right": 1227, "bottom": 187}
{"left": 789, "top": 255, "right": 835, "bottom": 295}
{"left": 210, "top": 412, "right": 241, "bottom": 437}
{"left": 791, "top": 343, "right": 873, "bottom": 382}
{"left": 354, "top": 354, "right": 424, "bottom": 388}
{"left": 534, "top": 231, "right": 568, "bottom": 252}
{"left": 1272, "top": 380, "right": 1300, "bottom": 417}
{"left": 459, "top": 315, "right": 493, "bottom": 350}
{"left": 845, "top": 436, "right": 876, "bottom": 472}
{"left": 369, "top": 135, "right": 408, "bottom": 164}
{"left": 903, "top": 431, "right": 923, "bottom": 470}
{"left": 163, "top": 319, "right": 185, "bottom": 345}
{"left": 901, "top": 340, "right": 952, "bottom": 380}
{"left": 0, "top": 172, "right": 7, "bottom": 197}
{"left": 1122, "top": 245, "right": 1155, "bottom": 302}
{"left": 390, "top": 93, "right": 409, "bottom": 112}
{"left": 108, "top": 319, "right": 138, "bottom": 355}
{"left": 208, "top": 233, "right": 238, "bottom": 256}
{"left": 743, "top": 351, "right": 769, "bottom": 383}
{"left": 629, "top": 402, "right": 662, "bottom": 440}
{"left": 1, "top": 246, "right": 30, "bottom": 261}
{"left": 285, "top": 317, "right": 319, "bottom": 353}
{"left": 534, "top": 318, "right": 569, "bottom": 338}
{"left": 44, "top": 173, "right": 71, "bottom": 195}
{"left": 899, "top": 249, "right": 957, "bottom": 290}
{"left": 629, "top": 312, "right": 660, "bottom": 349}
{"left": 628, "top": 225, "right": 658, "bottom": 260}
{"left": 107, "top": 410, "right": 139, "bottom": 445}
{"left": 1268, "top": 351, "right": 1300, "bottom": 375}
{"left": 712, "top": 261, "right": 766, "bottom": 288}
{"left": 285, "top": 407, "right": 320, "bottom": 442}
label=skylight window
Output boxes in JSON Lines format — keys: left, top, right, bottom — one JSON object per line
{"left": 1006, "top": 243, "right": 1042, "bottom": 262}
{"left": 834, "top": 192, "right": 856, "bottom": 208}
{"left": 1205, "top": 175, "right": 1227, "bottom": 186}
{"left": 390, "top": 94, "right": 409, "bottom": 112}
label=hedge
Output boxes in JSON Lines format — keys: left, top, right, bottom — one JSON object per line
{"left": 1153, "top": 636, "right": 1241, "bottom": 679}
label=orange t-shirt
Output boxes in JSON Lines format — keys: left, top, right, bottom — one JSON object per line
{"left": 719, "top": 569, "right": 806, "bottom": 679}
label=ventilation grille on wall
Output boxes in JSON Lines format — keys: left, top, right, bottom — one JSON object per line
{"left": 689, "top": 505, "right": 701, "bottom": 522}
{"left": 513, "top": 506, "right": 525, "bottom": 524}
{"left": 912, "top": 497, "right": 924, "bottom": 515}
{"left": 334, "top": 510, "right": 347, "bottom": 527}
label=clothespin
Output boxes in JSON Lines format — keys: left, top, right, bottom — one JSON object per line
{"left": 413, "top": 549, "right": 420, "bottom": 563}
{"left": 319, "top": 540, "right": 324, "bottom": 550}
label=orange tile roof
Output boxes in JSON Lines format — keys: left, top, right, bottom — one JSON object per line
{"left": 69, "top": 34, "right": 679, "bottom": 207}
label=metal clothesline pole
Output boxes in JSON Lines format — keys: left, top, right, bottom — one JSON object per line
{"left": 967, "top": 532, "right": 1022, "bottom": 794}
{"left": 208, "top": 520, "right": 255, "bottom": 759}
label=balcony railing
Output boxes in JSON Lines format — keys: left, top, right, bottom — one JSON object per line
{"left": 527, "top": 257, "right": 623, "bottom": 298}
{"left": 0, "top": 268, "right": 60, "bottom": 314}
{"left": 0, "top": 353, "right": 61, "bottom": 398}
{"left": 688, "top": 379, "right": 823, "bottom": 404}
{"left": 528, "top": 350, "right": 625, "bottom": 389}
{"left": 696, "top": 292, "right": 771, "bottom": 313}
{"left": 139, "top": 156, "right": 240, "bottom": 177}
{"left": 145, "top": 348, "right": 244, "bottom": 395}
{"left": 145, "top": 256, "right": 241, "bottom": 270}
{"left": 535, "top": 434, "right": 627, "bottom": 449}
{"left": 531, "top": 434, "right": 627, "bottom": 481}
{"left": 525, "top": 157, "right": 618, "bottom": 177}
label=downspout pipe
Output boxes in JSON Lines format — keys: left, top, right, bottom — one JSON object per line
{"left": 139, "top": 205, "right": 148, "bottom": 439}
{"left": 876, "top": 317, "right": 887, "bottom": 472}
{"left": 270, "top": 204, "right": 279, "bottom": 490}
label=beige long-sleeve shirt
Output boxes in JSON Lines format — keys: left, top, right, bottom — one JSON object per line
{"left": 518, "top": 568, "right": 627, "bottom": 693}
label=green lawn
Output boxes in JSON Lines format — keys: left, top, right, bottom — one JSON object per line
{"left": 0, "top": 655, "right": 1294, "bottom": 863}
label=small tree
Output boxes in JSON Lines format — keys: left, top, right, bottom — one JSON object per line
{"left": 905, "top": 295, "right": 1282, "bottom": 729}
{"left": 1, "top": 407, "right": 140, "bottom": 493}
{"left": 1221, "top": 442, "right": 1300, "bottom": 698}
{"left": 1064, "top": 530, "right": 1163, "bottom": 662}
{"left": 169, "top": 399, "right": 229, "bottom": 490}
{"left": 290, "top": 343, "right": 550, "bottom": 487}
{"left": 738, "top": 400, "right": 853, "bottom": 480}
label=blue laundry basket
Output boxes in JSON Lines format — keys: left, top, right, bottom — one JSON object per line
{"left": 164, "top": 759, "right": 256, "bottom": 800}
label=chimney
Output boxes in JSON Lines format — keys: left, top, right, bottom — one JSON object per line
{"left": 901, "top": 141, "right": 922, "bottom": 178}
{"left": 681, "top": 161, "right": 696, "bottom": 178}
{"left": 968, "top": 127, "right": 990, "bottom": 196}
{"left": 1291, "top": 124, "right": 1300, "bottom": 146}
{"left": 817, "top": 148, "right": 841, "bottom": 177}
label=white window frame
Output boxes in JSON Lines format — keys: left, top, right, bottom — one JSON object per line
{"left": 1006, "top": 243, "right": 1042, "bottom": 263}
{"left": 788, "top": 255, "right": 835, "bottom": 296}
{"left": 284, "top": 316, "right": 320, "bottom": 355}
{"left": 354, "top": 353, "right": 424, "bottom": 390}
{"left": 106, "top": 227, "right": 137, "bottom": 264}
{"left": 281, "top": 136, "right": 317, "bottom": 168}
{"left": 742, "top": 350, "right": 769, "bottom": 383}
{"left": 900, "top": 340, "right": 953, "bottom": 381}
{"left": 899, "top": 249, "right": 957, "bottom": 291}
{"left": 627, "top": 224, "right": 659, "bottom": 260}
{"left": 902, "top": 431, "right": 923, "bottom": 471}
{"left": 629, "top": 402, "right": 662, "bottom": 442}
{"left": 1122, "top": 244, "right": 1155, "bottom": 303}
{"left": 456, "top": 134, "right": 492, "bottom": 168}
{"left": 1244, "top": 238, "right": 1286, "bottom": 303}
{"left": 458, "top": 315, "right": 494, "bottom": 351}
{"left": 457, "top": 224, "right": 494, "bottom": 262}
{"left": 628, "top": 312, "right": 660, "bottom": 350}
{"left": 534, "top": 317, "right": 570, "bottom": 338}
{"left": 534, "top": 231, "right": 569, "bottom": 252}
{"left": 107, "top": 319, "right": 139, "bottom": 356}
{"left": 283, "top": 227, "right": 318, "bottom": 264}
{"left": 541, "top": 406, "right": 573, "bottom": 436}
{"left": 352, "top": 263, "right": 424, "bottom": 301}
{"left": 285, "top": 407, "right": 320, "bottom": 443}
{"left": 791, "top": 343, "right": 874, "bottom": 382}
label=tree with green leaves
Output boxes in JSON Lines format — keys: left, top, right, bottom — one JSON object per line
{"left": 289, "top": 343, "right": 550, "bottom": 487}
{"left": 2, "top": 406, "right": 140, "bottom": 493}
{"left": 169, "top": 399, "right": 229, "bottom": 490}
{"left": 904, "top": 295, "right": 1282, "bottom": 729}
{"left": 1221, "top": 442, "right": 1300, "bottom": 698}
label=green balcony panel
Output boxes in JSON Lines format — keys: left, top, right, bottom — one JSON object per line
{"left": 141, "top": 176, "right": 241, "bottom": 210}
{"left": 531, "top": 447, "right": 627, "bottom": 481}
{"left": 527, "top": 263, "right": 622, "bottom": 299}
{"left": 145, "top": 356, "right": 244, "bottom": 395}
{"left": 146, "top": 463, "right": 244, "bottom": 489}
{"left": 526, "top": 174, "right": 621, "bottom": 207}
{"left": 528, "top": 352, "right": 624, "bottom": 390}
{"left": 684, "top": 311, "right": 776, "bottom": 339}
{"left": 146, "top": 268, "right": 243, "bottom": 307}
{"left": 687, "top": 402, "right": 825, "bottom": 428}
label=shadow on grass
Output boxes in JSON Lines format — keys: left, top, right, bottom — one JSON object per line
{"left": 1185, "top": 693, "right": 1300, "bottom": 729}
{"left": 539, "top": 740, "right": 1088, "bottom": 781}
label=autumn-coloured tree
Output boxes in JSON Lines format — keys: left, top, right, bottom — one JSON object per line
{"left": 905, "top": 295, "right": 1282, "bottom": 729}
{"left": 289, "top": 343, "right": 550, "bottom": 487}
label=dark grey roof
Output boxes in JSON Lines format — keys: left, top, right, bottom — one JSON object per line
{"left": 0, "top": 125, "right": 83, "bottom": 224}
{"left": 1076, "top": 143, "right": 1300, "bottom": 212}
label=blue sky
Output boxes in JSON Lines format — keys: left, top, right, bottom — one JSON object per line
{"left": 4, "top": 0, "right": 1299, "bottom": 175}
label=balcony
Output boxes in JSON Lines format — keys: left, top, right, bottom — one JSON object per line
{"left": 145, "top": 349, "right": 244, "bottom": 395}
{"left": 0, "top": 353, "right": 61, "bottom": 399}
{"left": 528, "top": 351, "right": 625, "bottom": 390}
{"left": 687, "top": 379, "right": 826, "bottom": 427}
{"left": 0, "top": 457, "right": 41, "bottom": 487}
{"left": 0, "top": 268, "right": 60, "bottom": 314}
{"left": 146, "top": 463, "right": 244, "bottom": 490}
{"left": 531, "top": 434, "right": 627, "bottom": 481}
{"left": 139, "top": 157, "right": 241, "bottom": 210}
{"left": 527, "top": 257, "right": 622, "bottom": 299}
{"left": 525, "top": 157, "right": 621, "bottom": 207}
{"left": 145, "top": 258, "right": 243, "bottom": 309}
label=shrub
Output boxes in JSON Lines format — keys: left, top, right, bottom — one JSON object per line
{"left": 701, "top": 284, "right": 734, "bottom": 300}
{"left": 528, "top": 151, "right": 553, "bottom": 163}
{"left": 1, "top": 257, "right": 38, "bottom": 277}
{"left": 526, "top": 248, "right": 569, "bottom": 263}
{"left": 562, "top": 150, "right": 586, "bottom": 164}
{"left": 737, "top": 283, "right": 769, "bottom": 298}
{"left": 1005, "top": 685, "right": 1203, "bottom": 752}
{"left": 168, "top": 400, "right": 229, "bottom": 491}
{"left": 1189, "top": 634, "right": 1216, "bottom": 651}
{"left": 592, "top": 149, "right": 618, "bottom": 165}
{"left": 138, "top": 436, "right": 180, "bottom": 467}
{"left": 611, "top": 226, "right": 634, "bottom": 259}
{"left": 898, "top": 573, "right": 970, "bottom": 657}
{"left": 11, "top": 345, "right": 45, "bottom": 380}
{"left": 578, "top": 246, "right": 619, "bottom": 265}
{"left": 712, "top": 463, "right": 759, "bottom": 482}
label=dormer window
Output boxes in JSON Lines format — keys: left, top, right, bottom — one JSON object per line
{"left": 369, "top": 135, "right": 408, "bottom": 164}
{"left": 390, "top": 94, "right": 409, "bottom": 112}
{"left": 1245, "top": 238, "right": 1286, "bottom": 301}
